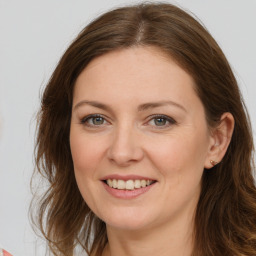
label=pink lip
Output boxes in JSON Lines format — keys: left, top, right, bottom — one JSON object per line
{"left": 102, "top": 180, "right": 157, "bottom": 199}
{"left": 101, "top": 174, "right": 155, "bottom": 181}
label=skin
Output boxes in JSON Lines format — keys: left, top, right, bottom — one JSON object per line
{"left": 70, "top": 46, "right": 234, "bottom": 256}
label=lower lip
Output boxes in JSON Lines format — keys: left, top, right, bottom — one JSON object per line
{"left": 102, "top": 181, "right": 156, "bottom": 199}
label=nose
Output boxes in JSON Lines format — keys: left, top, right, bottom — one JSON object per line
{"left": 107, "top": 124, "right": 144, "bottom": 167}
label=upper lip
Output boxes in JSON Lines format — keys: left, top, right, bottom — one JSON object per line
{"left": 101, "top": 174, "right": 156, "bottom": 181}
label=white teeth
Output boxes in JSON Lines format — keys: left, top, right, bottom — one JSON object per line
{"left": 107, "top": 179, "right": 113, "bottom": 187}
{"left": 134, "top": 180, "right": 141, "bottom": 188}
{"left": 141, "top": 180, "right": 146, "bottom": 187}
{"left": 106, "top": 179, "right": 154, "bottom": 190}
{"left": 117, "top": 180, "right": 126, "bottom": 189}
{"left": 112, "top": 179, "right": 118, "bottom": 188}
{"left": 126, "top": 180, "right": 134, "bottom": 190}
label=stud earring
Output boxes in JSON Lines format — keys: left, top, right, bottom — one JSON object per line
{"left": 210, "top": 160, "right": 218, "bottom": 166}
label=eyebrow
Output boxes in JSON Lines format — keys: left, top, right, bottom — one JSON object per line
{"left": 73, "top": 100, "right": 112, "bottom": 112}
{"left": 73, "top": 100, "right": 187, "bottom": 112}
{"left": 138, "top": 101, "right": 186, "bottom": 112}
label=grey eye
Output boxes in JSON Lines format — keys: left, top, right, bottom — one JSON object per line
{"left": 147, "top": 115, "right": 176, "bottom": 128}
{"left": 154, "top": 118, "right": 167, "bottom": 126}
{"left": 91, "top": 117, "right": 105, "bottom": 125}
{"left": 81, "top": 115, "right": 107, "bottom": 126}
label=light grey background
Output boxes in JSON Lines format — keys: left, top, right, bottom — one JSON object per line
{"left": 0, "top": 0, "right": 255, "bottom": 255}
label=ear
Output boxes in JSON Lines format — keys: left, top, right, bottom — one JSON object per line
{"left": 204, "top": 112, "right": 235, "bottom": 169}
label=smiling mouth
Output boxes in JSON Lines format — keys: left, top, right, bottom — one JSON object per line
{"left": 104, "top": 179, "right": 156, "bottom": 190}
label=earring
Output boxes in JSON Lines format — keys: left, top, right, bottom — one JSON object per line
{"left": 210, "top": 160, "right": 218, "bottom": 166}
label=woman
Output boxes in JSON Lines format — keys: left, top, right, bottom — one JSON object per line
{"left": 31, "top": 2, "right": 256, "bottom": 256}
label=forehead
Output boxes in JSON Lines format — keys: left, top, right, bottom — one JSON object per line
{"left": 73, "top": 46, "right": 201, "bottom": 111}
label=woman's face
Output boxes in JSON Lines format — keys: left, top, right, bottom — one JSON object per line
{"left": 70, "top": 47, "right": 214, "bottom": 231}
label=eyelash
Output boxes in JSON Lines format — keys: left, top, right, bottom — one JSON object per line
{"left": 147, "top": 114, "right": 176, "bottom": 129}
{"left": 80, "top": 114, "right": 176, "bottom": 129}
{"left": 81, "top": 114, "right": 108, "bottom": 127}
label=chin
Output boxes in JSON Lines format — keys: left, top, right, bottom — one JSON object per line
{"left": 106, "top": 218, "right": 151, "bottom": 231}
{"left": 98, "top": 207, "right": 156, "bottom": 231}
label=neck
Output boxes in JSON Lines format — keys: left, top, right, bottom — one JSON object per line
{"left": 102, "top": 212, "right": 194, "bottom": 256}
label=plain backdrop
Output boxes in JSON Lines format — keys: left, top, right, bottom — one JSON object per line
{"left": 0, "top": 0, "right": 255, "bottom": 255}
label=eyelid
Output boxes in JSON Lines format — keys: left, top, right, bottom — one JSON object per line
{"left": 80, "top": 113, "right": 176, "bottom": 129}
{"left": 146, "top": 114, "right": 176, "bottom": 128}
{"left": 80, "top": 114, "right": 110, "bottom": 126}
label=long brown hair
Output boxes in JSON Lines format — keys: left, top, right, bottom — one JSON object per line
{"left": 31, "top": 2, "right": 256, "bottom": 256}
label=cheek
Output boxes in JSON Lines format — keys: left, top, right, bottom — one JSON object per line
{"left": 69, "top": 129, "right": 107, "bottom": 210}
{"left": 70, "top": 130, "right": 106, "bottom": 177}
{"left": 146, "top": 130, "right": 209, "bottom": 181}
